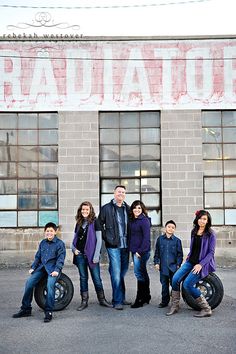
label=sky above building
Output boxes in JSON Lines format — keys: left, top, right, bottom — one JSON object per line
{"left": 0, "top": 0, "right": 235, "bottom": 37}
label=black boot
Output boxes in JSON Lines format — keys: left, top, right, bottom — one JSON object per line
{"left": 131, "top": 281, "right": 144, "bottom": 308}
{"left": 77, "top": 291, "right": 89, "bottom": 311}
{"left": 143, "top": 279, "right": 151, "bottom": 304}
{"left": 12, "top": 309, "right": 32, "bottom": 318}
{"left": 96, "top": 290, "right": 112, "bottom": 308}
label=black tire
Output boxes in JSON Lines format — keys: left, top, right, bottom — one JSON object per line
{"left": 182, "top": 272, "right": 224, "bottom": 310}
{"left": 34, "top": 273, "right": 74, "bottom": 311}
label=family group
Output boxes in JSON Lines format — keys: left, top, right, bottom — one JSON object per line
{"left": 12, "top": 185, "right": 216, "bottom": 323}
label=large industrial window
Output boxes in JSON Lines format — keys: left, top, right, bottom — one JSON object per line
{"left": 99, "top": 111, "right": 161, "bottom": 225}
{"left": 0, "top": 113, "right": 58, "bottom": 227}
{"left": 202, "top": 111, "right": 236, "bottom": 225}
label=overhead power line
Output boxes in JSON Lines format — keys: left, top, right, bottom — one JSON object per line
{"left": 0, "top": 0, "right": 212, "bottom": 10}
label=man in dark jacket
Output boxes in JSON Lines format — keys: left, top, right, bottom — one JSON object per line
{"left": 98, "top": 185, "right": 130, "bottom": 310}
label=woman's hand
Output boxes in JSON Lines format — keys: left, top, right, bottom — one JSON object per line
{"left": 192, "top": 264, "right": 202, "bottom": 274}
{"left": 135, "top": 252, "right": 141, "bottom": 258}
{"left": 74, "top": 249, "right": 79, "bottom": 255}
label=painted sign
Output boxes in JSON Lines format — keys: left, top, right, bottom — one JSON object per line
{"left": 0, "top": 39, "right": 236, "bottom": 110}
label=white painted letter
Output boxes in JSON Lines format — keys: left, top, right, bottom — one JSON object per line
{"left": 0, "top": 50, "right": 22, "bottom": 101}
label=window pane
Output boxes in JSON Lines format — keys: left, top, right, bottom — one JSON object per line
{"left": 141, "top": 161, "right": 160, "bottom": 176}
{"left": 38, "top": 163, "right": 57, "bottom": 177}
{"left": 100, "top": 129, "right": 119, "bottom": 144}
{"left": 100, "top": 113, "right": 119, "bottom": 128}
{"left": 0, "top": 195, "right": 17, "bottom": 209}
{"left": 39, "top": 179, "right": 57, "bottom": 193}
{"left": 18, "top": 180, "right": 37, "bottom": 194}
{"left": 18, "top": 162, "right": 38, "bottom": 177}
{"left": 39, "top": 130, "right": 58, "bottom": 145}
{"left": 121, "top": 161, "right": 140, "bottom": 177}
{"left": 100, "top": 162, "right": 119, "bottom": 177}
{"left": 39, "top": 195, "right": 57, "bottom": 209}
{"left": 141, "top": 193, "right": 160, "bottom": 207}
{"left": 202, "top": 128, "right": 221, "bottom": 143}
{"left": 120, "top": 129, "right": 139, "bottom": 144}
{"left": 202, "top": 111, "right": 221, "bottom": 126}
{"left": 121, "top": 179, "right": 140, "bottom": 192}
{"left": 223, "top": 144, "right": 236, "bottom": 159}
{"left": 120, "top": 112, "right": 139, "bottom": 128}
{"left": 141, "top": 145, "right": 160, "bottom": 159}
{"left": 222, "top": 111, "right": 236, "bottom": 126}
{"left": 0, "top": 211, "right": 17, "bottom": 227}
{"left": 225, "top": 193, "right": 236, "bottom": 208}
{"left": 101, "top": 179, "right": 119, "bottom": 193}
{"left": 202, "top": 144, "right": 222, "bottom": 159}
{"left": 39, "top": 211, "right": 58, "bottom": 226}
{"left": 125, "top": 194, "right": 140, "bottom": 205}
{"left": 101, "top": 194, "right": 114, "bottom": 205}
{"left": 39, "top": 113, "right": 58, "bottom": 129}
{"left": 100, "top": 145, "right": 119, "bottom": 161}
{"left": 0, "top": 180, "right": 17, "bottom": 194}
{"left": 141, "top": 128, "right": 160, "bottom": 144}
{"left": 225, "top": 209, "right": 236, "bottom": 225}
{"left": 148, "top": 209, "right": 161, "bottom": 225}
{"left": 18, "top": 211, "right": 37, "bottom": 227}
{"left": 0, "top": 130, "right": 16, "bottom": 145}
{"left": 0, "top": 162, "right": 17, "bottom": 177}
{"left": 205, "top": 193, "right": 223, "bottom": 208}
{"left": 208, "top": 209, "right": 224, "bottom": 225}
{"left": 18, "top": 130, "right": 37, "bottom": 145}
{"left": 18, "top": 195, "right": 38, "bottom": 209}
{"left": 203, "top": 161, "right": 222, "bottom": 176}
{"left": 120, "top": 145, "right": 139, "bottom": 160}
{"left": 0, "top": 146, "right": 17, "bottom": 161}
{"left": 224, "top": 178, "right": 236, "bottom": 192}
{"left": 38, "top": 147, "right": 58, "bottom": 161}
{"left": 224, "top": 160, "right": 236, "bottom": 175}
{"left": 18, "top": 146, "right": 38, "bottom": 161}
{"left": 140, "top": 112, "right": 160, "bottom": 127}
{"left": 141, "top": 178, "right": 160, "bottom": 192}
{"left": 204, "top": 177, "right": 223, "bottom": 192}
{"left": 223, "top": 128, "right": 236, "bottom": 143}
{"left": 0, "top": 114, "right": 17, "bottom": 129}
{"left": 18, "top": 113, "right": 37, "bottom": 128}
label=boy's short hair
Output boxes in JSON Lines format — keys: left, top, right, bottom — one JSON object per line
{"left": 44, "top": 222, "right": 58, "bottom": 231}
{"left": 165, "top": 220, "right": 176, "bottom": 228}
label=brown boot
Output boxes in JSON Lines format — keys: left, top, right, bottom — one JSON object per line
{"left": 194, "top": 296, "right": 212, "bottom": 317}
{"left": 166, "top": 290, "right": 180, "bottom": 316}
{"left": 96, "top": 290, "right": 112, "bottom": 308}
{"left": 77, "top": 292, "right": 88, "bottom": 311}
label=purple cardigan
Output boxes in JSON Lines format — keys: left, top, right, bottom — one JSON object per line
{"left": 187, "top": 228, "right": 216, "bottom": 278}
{"left": 72, "top": 221, "right": 97, "bottom": 269}
{"left": 128, "top": 214, "right": 151, "bottom": 255}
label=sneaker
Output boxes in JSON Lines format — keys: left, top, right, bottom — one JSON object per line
{"left": 114, "top": 304, "right": 123, "bottom": 310}
{"left": 12, "top": 309, "right": 31, "bottom": 318}
{"left": 44, "top": 312, "right": 52, "bottom": 323}
{"left": 158, "top": 302, "right": 168, "bottom": 308}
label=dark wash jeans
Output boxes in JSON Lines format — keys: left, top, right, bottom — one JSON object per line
{"left": 132, "top": 251, "right": 150, "bottom": 283}
{"left": 21, "top": 268, "right": 58, "bottom": 312}
{"left": 159, "top": 271, "right": 174, "bottom": 305}
{"left": 74, "top": 253, "right": 104, "bottom": 294}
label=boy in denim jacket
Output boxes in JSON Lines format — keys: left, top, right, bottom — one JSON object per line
{"left": 154, "top": 220, "right": 183, "bottom": 308}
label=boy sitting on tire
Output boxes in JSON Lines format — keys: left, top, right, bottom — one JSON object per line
{"left": 12, "top": 222, "right": 66, "bottom": 323}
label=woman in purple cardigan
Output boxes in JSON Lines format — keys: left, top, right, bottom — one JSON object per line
{"left": 71, "top": 201, "right": 111, "bottom": 311}
{"left": 128, "top": 200, "right": 151, "bottom": 308}
{"left": 166, "top": 210, "right": 216, "bottom": 318}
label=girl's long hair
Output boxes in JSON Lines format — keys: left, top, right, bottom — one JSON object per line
{"left": 75, "top": 201, "right": 96, "bottom": 226}
{"left": 193, "top": 209, "right": 212, "bottom": 234}
{"left": 129, "top": 200, "right": 148, "bottom": 220}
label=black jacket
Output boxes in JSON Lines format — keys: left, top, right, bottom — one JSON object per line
{"left": 98, "top": 200, "right": 130, "bottom": 248}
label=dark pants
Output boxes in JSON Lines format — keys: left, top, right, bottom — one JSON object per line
{"left": 160, "top": 271, "right": 174, "bottom": 305}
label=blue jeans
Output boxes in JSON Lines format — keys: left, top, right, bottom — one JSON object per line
{"left": 172, "top": 261, "right": 202, "bottom": 299}
{"left": 106, "top": 248, "right": 129, "bottom": 305}
{"left": 160, "top": 271, "right": 174, "bottom": 305}
{"left": 132, "top": 251, "right": 150, "bottom": 283}
{"left": 21, "top": 268, "right": 58, "bottom": 312}
{"left": 74, "top": 254, "right": 103, "bottom": 293}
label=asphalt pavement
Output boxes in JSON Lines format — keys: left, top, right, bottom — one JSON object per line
{"left": 0, "top": 265, "right": 235, "bottom": 354}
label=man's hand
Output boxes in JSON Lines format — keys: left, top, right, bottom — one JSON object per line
{"left": 50, "top": 271, "right": 59, "bottom": 277}
{"left": 154, "top": 264, "right": 160, "bottom": 271}
{"left": 29, "top": 268, "right": 34, "bottom": 274}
